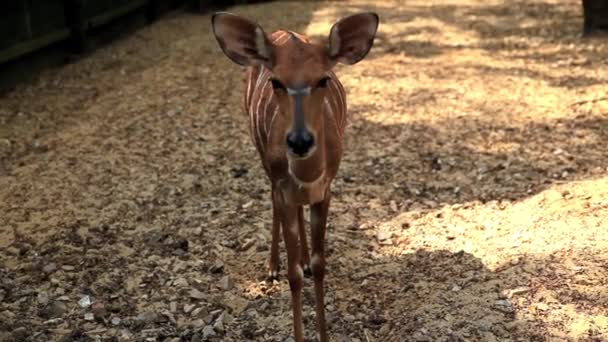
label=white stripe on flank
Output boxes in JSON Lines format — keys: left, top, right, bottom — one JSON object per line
{"left": 250, "top": 68, "right": 267, "bottom": 151}
{"left": 255, "top": 81, "right": 269, "bottom": 153}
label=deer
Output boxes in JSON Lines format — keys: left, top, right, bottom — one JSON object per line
{"left": 211, "top": 11, "right": 379, "bottom": 342}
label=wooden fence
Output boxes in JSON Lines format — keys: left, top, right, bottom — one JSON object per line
{"left": 0, "top": 0, "right": 257, "bottom": 65}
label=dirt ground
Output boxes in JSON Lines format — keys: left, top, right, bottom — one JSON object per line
{"left": 1, "top": 0, "right": 607, "bottom": 341}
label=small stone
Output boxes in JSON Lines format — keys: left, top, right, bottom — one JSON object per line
{"left": 202, "top": 325, "right": 216, "bottom": 339}
{"left": 192, "top": 307, "right": 207, "bottom": 318}
{"left": 210, "top": 261, "right": 224, "bottom": 273}
{"left": 184, "top": 304, "right": 195, "bottom": 313}
{"left": 376, "top": 229, "right": 391, "bottom": 241}
{"left": 535, "top": 302, "right": 550, "bottom": 311}
{"left": 169, "top": 301, "right": 177, "bottom": 313}
{"left": 413, "top": 331, "right": 431, "bottom": 341}
{"left": 78, "top": 295, "right": 91, "bottom": 308}
{"left": 192, "top": 319, "right": 205, "bottom": 328}
{"left": 84, "top": 313, "right": 94, "bottom": 321}
{"left": 477, "top": 319, "right": 492, "bottom": 332}
{"left": 41, "top": 301, "right": 67, "bottom": 319}
{"left": 379, "top": 324, "right": 390, "bottom": 335}
{"left": 136, "top": 311, "right": 158, "bottom": 323}
{"left": 190, "top": 288, "right": 206, "bottom": 300}
{"left": 91, "top": 302, "right": 107, "bottom": 319}
{"left": 240, "top": 239, "right": 255, "bottom": 251}
{"left": 37, "top": 292, "right": 50, "bottom": 305}
{"left": 161, "top": 310, "right": 176, "bottom": 324}
{"left": 62, "top": 265, "right": 75, "bottom": 271}
{"left": 111, "top": 317, "right": 121, "bottom": 326}
{"left": 494, "top": 299, "right": 515, "bottom": 313}
{"left": 219, "top": 276, "right": 234, "bottom": 291}
{"left": 173, "top": 277, "right": 189, "bottom": 288}
{"left": 502, "top": 286, "right": 530, "bottom": 299}
{"left": 451, "top": 284, "right": 462, "bottom": 292}
{"left": 213, "top": 317, "right": 224, "bottom": 333}
{"left": 43, "top": 263, "right": 57, "bottom": 273}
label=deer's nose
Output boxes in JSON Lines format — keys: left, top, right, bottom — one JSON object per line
{"left": 286, "top": 130, "right": 315, "bottom": 157}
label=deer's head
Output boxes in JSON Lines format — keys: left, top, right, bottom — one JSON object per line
{"left": 212, "top": 12, "right": 379, "bottom": 158}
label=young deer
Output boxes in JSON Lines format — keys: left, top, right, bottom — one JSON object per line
{"left": 211, "top": 11, "right": 379, "bottom": 341}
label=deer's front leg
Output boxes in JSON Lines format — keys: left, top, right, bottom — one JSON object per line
{"left": 297, "top": 206, "right": 311, "bottom": 276}
{"left": 280, "top": 197, "right": 305, "bottom": 342}
{"left": 310, "top": 190, "right": 331, "bottom": 342}
{"left": 269, "top": 187, "right": 281, "bottom": 280}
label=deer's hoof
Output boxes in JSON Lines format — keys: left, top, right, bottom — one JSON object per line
{"left": 267, "top": 269, "right": 279, "bottom": 281}
{"left": 302, "top": 263, "right": 312, "bottom": 277}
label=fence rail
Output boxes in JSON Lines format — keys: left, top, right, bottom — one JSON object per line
{"left": 0, "top": 0, "right": 254, "bottom": 65}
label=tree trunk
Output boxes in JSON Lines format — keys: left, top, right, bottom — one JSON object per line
{"left": 582, "top": 0, "right": 608, "bottom": 36}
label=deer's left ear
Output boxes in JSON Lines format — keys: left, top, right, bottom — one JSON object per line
{"left": 328, "top": 12, "right": 379, "bottom": 65}
{"left": 211, "top": 12, "right": 272, "bottom": 67}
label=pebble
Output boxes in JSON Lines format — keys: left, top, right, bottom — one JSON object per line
{"left": 78, "top": 295, "right": 91, "bottom": 308}
{"left": 219, "top": 276, "right": 234, "bottom": 291}
{"left": 184, "top": 304, "right": 195, "bottom": 313}
{"left": 84, "top": 313, "right": 95, "bottom": 321}
{"left": 136, "top": 311, "right": 158, "bottom": 323}
{"left": 190, "top": 288, "right": 206, "bottom": 300}
{"left": 173, "top": 277, "right": 189, "bottom": 288}
{"left": 376, "top": 229, "right": 391, "bottom": 241}
{"left": 43, "top": 263, "right": 57, "bottom": 273}
{"left": 192, "top": 319, "right": 205, "bottom": 328}
{"left": 41, "top": 301, "right": 67, "bottom": 319}
{"left": 202, "top": 325, "right": 216, "bottom": 339}
{"left": 502, "top": 286, "right": 530, "bottom": 299}
{"left": 213, "top": 318, "right": 224, "bottom": 333}
{"left": 111, "top": 317, "right": 121, "bottom": 326}
{"left": 37, "top": 291, "right": 50, "bottom": 305}
{"left": 494, "top": 299, "right": 515, "bottom": 313}
{"left": 478, "top": 319, "right": 492, "bottom": 332}
{"left": 169, "top": 301, "right": 177, "bottom": 313}
{"left": 210, "top": 260, "right": 224, "bottom": 273}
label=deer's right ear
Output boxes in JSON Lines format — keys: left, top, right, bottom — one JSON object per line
{"left": 211, "top": 12, "right": 272, "bottom": 66}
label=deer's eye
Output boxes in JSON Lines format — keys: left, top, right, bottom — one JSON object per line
{"left": 316, "top": 77, "right": 331, "bottom": 88}
{"left": 270, "top": 79, "right": 285, "bottom": 90}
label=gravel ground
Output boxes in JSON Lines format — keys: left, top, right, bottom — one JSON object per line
{"left": 0, "top": 1, "right": 607, "bottom": 341}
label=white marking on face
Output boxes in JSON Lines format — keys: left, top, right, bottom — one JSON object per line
{"left": 287, "top": 87, "right": 311, "bottom": 96}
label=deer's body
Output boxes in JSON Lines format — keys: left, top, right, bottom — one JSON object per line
{"left": 212, "top": 13, "right": 378, "bottom": 342}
